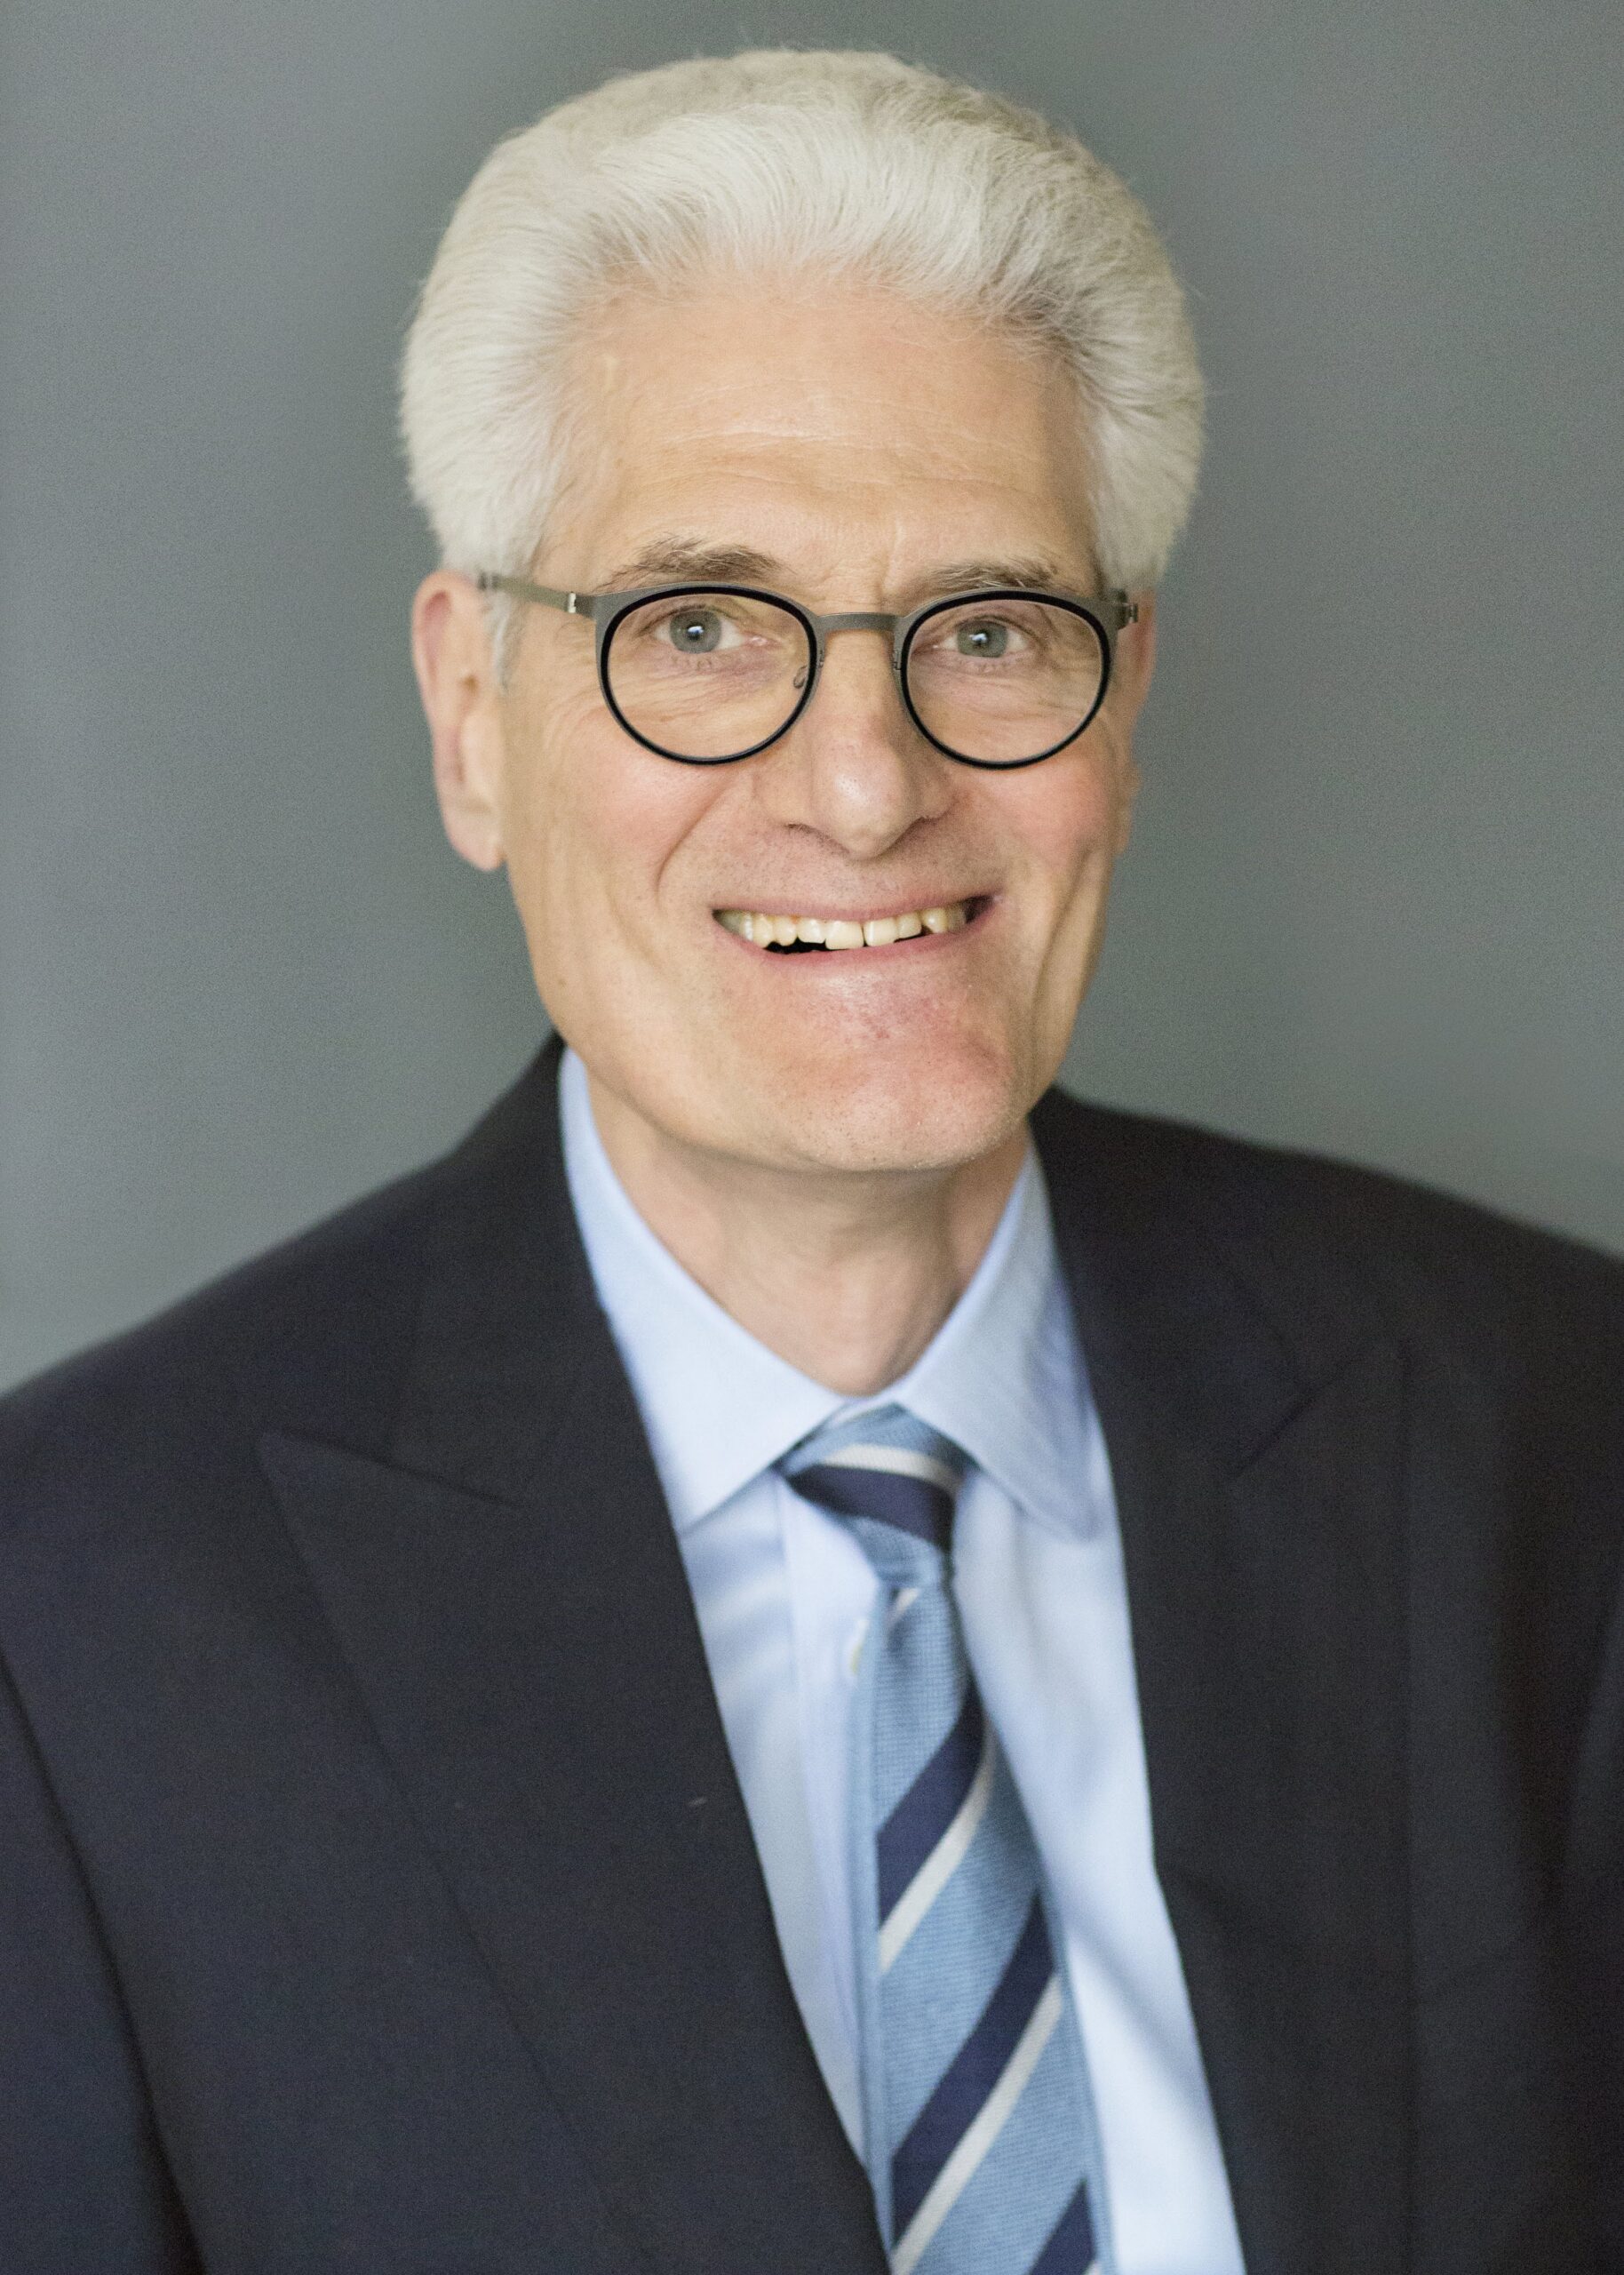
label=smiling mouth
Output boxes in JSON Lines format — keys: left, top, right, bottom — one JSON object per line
{"left": 714, "top": 898, "right": 983, "bottom": 952}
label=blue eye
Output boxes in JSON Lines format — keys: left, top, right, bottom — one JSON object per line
{"left": 668, "top": 610, "right": 723, "bottom": 653}
{"left": 956, "top": 619, "right": 1010, "bottom": 659}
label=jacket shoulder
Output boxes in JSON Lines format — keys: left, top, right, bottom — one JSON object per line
{"left": 0, "top": 1049, "right": 561, "bottom": 1513}
{"left": 1036, "top": 1082, "right": 1624, "bottom": 1377}
{"left": 0, "top": 1154, "right": 442, "bottom": 1515}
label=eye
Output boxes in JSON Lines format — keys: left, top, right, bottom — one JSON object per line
{"left": 663, "top": 606, "right": 734, "bottom": 654}
{"left": 918, "top": 606, "right": 1046, "bottom": 667}
{"left": 955, "top": 618, "right": 1012, "bottom": 659}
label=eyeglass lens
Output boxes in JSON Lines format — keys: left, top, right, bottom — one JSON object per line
{"left": 603, "top": 591, "right": 1107, "bottom": 763}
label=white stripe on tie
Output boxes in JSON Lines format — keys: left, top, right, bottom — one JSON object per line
{"left": 890, "top": 1974, "right": 1066, "bottom": 2275}
{"left": 879, "top": 1723, "right": 999, "bottom": 1975}
{"left": 815, "top": 1444, "right": 963, "bottom": 1497}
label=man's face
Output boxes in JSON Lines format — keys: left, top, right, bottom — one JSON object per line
{"left": 438, "top": 278, "right": 1154, "bottom": 1180}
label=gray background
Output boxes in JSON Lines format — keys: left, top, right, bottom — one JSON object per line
{"left": 4, "top": 0, "right": 1620, "bottom": 1392}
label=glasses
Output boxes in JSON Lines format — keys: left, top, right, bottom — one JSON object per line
{"left": 476, "top": 572, "right": 1137, "bottom": 769}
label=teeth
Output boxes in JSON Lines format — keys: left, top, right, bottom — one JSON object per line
{"left": 715, "top": 900, "right": 973, "bottom": 950}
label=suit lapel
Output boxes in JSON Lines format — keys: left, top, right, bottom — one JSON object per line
{"left": 1035, "top": 1092, "right": 1413, "bottom": 2275}
{"left": 260, "top": 1041, "right": 884, "bottom": 2275}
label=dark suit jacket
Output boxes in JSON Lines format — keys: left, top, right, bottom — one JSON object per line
{"left": 2, "top": 1037, "right": 1621, "bottom": 2274}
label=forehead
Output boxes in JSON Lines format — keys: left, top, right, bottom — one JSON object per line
{"left": 550, "top": 276, "right": 1096, "bottom": 593}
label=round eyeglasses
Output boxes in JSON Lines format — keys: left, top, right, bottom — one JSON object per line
{"left": 476, "top": 573, "right": 1137, "bottom": 769}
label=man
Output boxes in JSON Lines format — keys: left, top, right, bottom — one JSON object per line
{"left": 1, "top": 46, "right": 1620, "bottom": 2275}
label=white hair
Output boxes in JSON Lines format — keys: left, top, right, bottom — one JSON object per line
{"left": 400, "top": 49, "right": 1204, "bottom": 664}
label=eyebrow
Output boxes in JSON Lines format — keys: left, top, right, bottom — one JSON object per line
{"left": 930, "top": 555, "right": 1082, "bottom": 596}
{"left": 592, "top": 539, "right": 1090, "bottom": 602}
{"left": 596, "top": 539, "right": 781, "bottom": 590}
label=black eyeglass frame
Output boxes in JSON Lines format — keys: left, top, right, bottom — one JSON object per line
{"left": 475, "top": 571, "right": 1139, "bottom": 770}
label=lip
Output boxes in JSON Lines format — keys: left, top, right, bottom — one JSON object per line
{"left": 720, "top": 896, "right": 986, "bottom": 925}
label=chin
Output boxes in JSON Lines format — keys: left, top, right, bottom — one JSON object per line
{"left": 738, "top": 1035, "right": 1030, "bottom": 1177}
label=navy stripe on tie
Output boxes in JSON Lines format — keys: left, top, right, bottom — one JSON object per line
{"left": 786, "top": 1462, "right": 954, "bottom": 1549}
{"left": 890, "top": 1894, "right": 1053, "bottom": 2238}
{"left": 878, "top": 1684, "right": 984, "bottom": 1921}
{"left": 1030, "top": 2177, "right": 1095, "bottom": 2273}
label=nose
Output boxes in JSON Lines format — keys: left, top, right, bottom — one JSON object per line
{"left": 753, "top": 624, "right": 951, "bottom": 859}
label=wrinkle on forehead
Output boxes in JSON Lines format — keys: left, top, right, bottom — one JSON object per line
{"left": 545, "top": 274, "right": 1096, "bottom": 596}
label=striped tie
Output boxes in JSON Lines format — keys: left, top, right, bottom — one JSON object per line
{"left": 782, "top": 1406, "right": 1103, "bottom": 2275}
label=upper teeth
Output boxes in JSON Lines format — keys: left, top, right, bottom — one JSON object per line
{"left": 716, "top": 903, "right": 970, "bottom": 948}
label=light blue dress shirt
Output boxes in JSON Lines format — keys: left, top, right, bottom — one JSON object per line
{"left": 559, "top": 1047, "right": 1246, "bottom": 2275}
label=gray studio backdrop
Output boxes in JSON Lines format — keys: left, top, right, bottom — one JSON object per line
{"left": 3, "top": 1, "right": 1620, "bottom": 1391}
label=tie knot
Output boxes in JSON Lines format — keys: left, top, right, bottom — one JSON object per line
{"left": 779, "top": 1403, "right": 969, "bottom": 1584}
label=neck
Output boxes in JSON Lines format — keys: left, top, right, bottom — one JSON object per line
{"left": 585, "top": 1075, "right": 1028, "bottom": 1396}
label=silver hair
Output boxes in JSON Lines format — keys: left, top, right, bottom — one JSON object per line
{"left": 399, "top": 50, "right": 1205, "bottom": 668}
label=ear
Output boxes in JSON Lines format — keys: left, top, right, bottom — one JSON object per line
{"left": 1104, "top": 590, "right": 1157, "bottom": 857}
{"left": 1112, "top": 588, "right": 1158, "bottom": 728}
{"left": 410, "top": 570, "right": 507, "bottom": 872}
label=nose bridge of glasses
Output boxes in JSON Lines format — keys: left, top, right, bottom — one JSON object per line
{"left": 811, "top": 609, "right": 904, "bottom": 675}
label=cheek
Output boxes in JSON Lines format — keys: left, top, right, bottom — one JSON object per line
{"left": 997, "top": 735, "right": 1129, "bottom": 913}
{"left": 498, "top": 705, "right": 718, "bottom": 978}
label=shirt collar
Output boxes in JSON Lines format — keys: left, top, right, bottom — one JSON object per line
{"left": 559, "top": 1045, "right": 1099, "bottom": 1543}
{"left": 884, "top": 1142, "right": 1098, "bottom": 1541}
